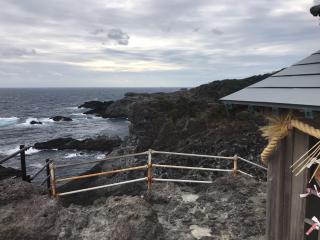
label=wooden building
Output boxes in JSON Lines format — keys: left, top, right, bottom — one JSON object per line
{"left": 221, "top": 50, "right": 320, "bottom": 240}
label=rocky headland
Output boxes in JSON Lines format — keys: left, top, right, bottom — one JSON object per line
{"left": 0, "top": 74, "right": 272, "bottom": 239}
{"left": 34, "top": 135, "right": 122, "bottom": 152}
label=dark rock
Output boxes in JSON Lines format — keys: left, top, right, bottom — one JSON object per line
{"left": 79, "top": 100, "right": 114, "bottom": 117}
{"left": 50, "top": 116, "right": 72, "bottom": 122}
{"left": 311, "top": 5, "right": 320, "bottom": 17}
{"left": 79, "top": 100, "right": 114, "bottom": 109}
{"left": 34, "top": 135, "right": 122, "bottom": 152}
{"left": 30, "top": 120, "right": 42, "bottom": 125}
{"left": 103, "top": 98, "right": 134, "bottom": 118}
{"left": 0, "top": 166, "right": 21, "bottom": 181}
{"left": 189, "top": 73, "right": 271, "bottom": 101}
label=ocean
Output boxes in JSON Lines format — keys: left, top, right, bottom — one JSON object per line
{"left": 0, "top": 88, "right": 177, "bottom": 181}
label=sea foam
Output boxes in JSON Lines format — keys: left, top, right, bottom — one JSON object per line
{"left": 0, "top": 147, "right": 41, "bottom": 156}
{"left": 0, "top": 117, "right": 19, "bottom": 127}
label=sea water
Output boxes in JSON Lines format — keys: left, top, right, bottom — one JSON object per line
{"left": 0, "top": 88, "right": 177, "bottom": 180}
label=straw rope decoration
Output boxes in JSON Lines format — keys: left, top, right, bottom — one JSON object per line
{"left": 260, "top": 115, "right": 293, "bottom": 163}
{"left": 260, "top": 114, "right": 320, "bottom": 182}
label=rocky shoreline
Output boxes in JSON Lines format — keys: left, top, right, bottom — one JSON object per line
{"left": 0, "top": 74, "right": 271, "bottom": 239}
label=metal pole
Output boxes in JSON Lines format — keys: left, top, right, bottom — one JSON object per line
{"left": 233, "top": 155, "right": 238, "bottom": 176}
{"left": 153, "top": 164, "right": 234, "bottom": 172}
{"left": 57, "top": 177, "right": 147, "bottom": 196}
{"left": 45, "top": 159, "right": 51, "bottom": 194}
{"left": 20, "top": 145, "right": 27, "bottom": 181}
{"left": 153, "top": 178, "right": 212, "bottom": 184}
{"left": 56, "top": 165, "right": 147, "bottom": 183}
{"left": 49, "top": 162, "right": 57, "bottom": 197}
{"left": 147, "top": 149, "right": 153, "bottom": 192}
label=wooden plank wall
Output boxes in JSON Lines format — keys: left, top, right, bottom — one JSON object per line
{"left": 266, "top": 129, "right": 309, "bottom": 240}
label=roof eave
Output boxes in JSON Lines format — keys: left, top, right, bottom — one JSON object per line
{"left": 220, "top": 100, "right": 320, "bottom": 111}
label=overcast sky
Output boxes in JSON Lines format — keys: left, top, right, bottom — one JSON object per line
{"left": 0, "top": 0, "right": 319, "bottom": 88}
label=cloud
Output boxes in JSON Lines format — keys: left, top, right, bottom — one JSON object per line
{"left": 0, "top": 47, "right": 37, "bottom": 58}
{"left": 107, "top": 28, "right": 130, "bottom": 45}
{"left": 92, "top": 28, "right": 105, "bottom": 35}
{"left": 0, "top": 0, "right": 319, "bottom": 87}
{"left": 211, "top": 28, "right": 223, "bottom": 35}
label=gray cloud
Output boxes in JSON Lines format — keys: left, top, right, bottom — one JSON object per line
{"left": 0, "top": 0, "right": 319, "bottom": 87}
{"left": 211, "top": 28, "right": 223, "bottom": 35}
{"left": 107, "top": 28, "right": 130, "bottom": 45}
{"left": 0, "top": 47, "right": 37, "bottom": 58}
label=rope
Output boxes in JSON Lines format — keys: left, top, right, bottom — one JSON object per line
{"left": 261, "top": 117, "right": 320, "bottom": 164}
{"left": 291, "top": 120, "right": 320, "bottom": 139}
{"left": 261, "top": 137, "right": 282, "bottom": 163}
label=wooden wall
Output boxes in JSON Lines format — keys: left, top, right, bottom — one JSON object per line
{"left": 266, "top": 129, "right": 309, "bottom": 240}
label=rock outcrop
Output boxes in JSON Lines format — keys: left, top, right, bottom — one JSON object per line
{"left": 50, "top": 116, "right": 72, "bottom": 122}
{"left": 79, "top": 100, "right": 115, "bottom": 117}
{"left": 30, "top": 120, "right": 42, "bottom": 125}
{"left": 0, "top": 175, "right": 266, "bottom": 240}
{"left": 0, "top": 166, "right": 21, "bottom": 180}
{"left": 76, "top": 74, "right": 270, "bottom": 179}
{"left": 34, "top": 135, "right": 122, "bottom": 152}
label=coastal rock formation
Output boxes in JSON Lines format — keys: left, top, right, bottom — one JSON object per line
{"left": 0, "top": 175, "right": 266, "bottom": 240}
{"left": 34, "top": 135, "right": 122, "bottom": 152}
{"left": 0, "top": 166, "right": 21, "bottom": 180}
{"left": 77, "top": 74, "right": 270, "bottom": 179}
{"left": 79, "top": 100, "right": 115, "bottom": 117}
{"left": 0, "top": 73, "right": 273, "bottom": 239}
{"left": 30, "top": 120, "right": 42, "bottom": 125}
{"left": 50, "top": 116, "right": 72, "bottom": 122}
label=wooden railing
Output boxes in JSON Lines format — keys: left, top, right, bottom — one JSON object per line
{"left": 50, "top": 149, "right": 267, "bottom": 197}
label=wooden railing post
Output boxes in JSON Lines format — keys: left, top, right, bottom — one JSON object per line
{"left": 49, "top": 162, "right": 57, "bottom": 197}
{"left": 45, "top": 159, "right": 51, "bottom": 195}
{"left": 233, "top": 154, "right": 238, "bottom": 176}
{"left": 147, "top": 149, "right": 153, "bottom": 191}
{"left": 20, "top": 145, "right": 28, "bottom": 181}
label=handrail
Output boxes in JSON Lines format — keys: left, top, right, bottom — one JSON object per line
{"left": 0, "top": 146, "right": 30, "bottom": 164}
{"left": 57, "top": 177, "right": 147, "bottom": 196}
{"left": 30, "top": 159, "right": 52, "bottom": 181}
{"left": 52, "top": 149, "right": 263, "bottom": 197}
{"left": 153, "top": 178, "right": 212, "bottom": 184}
{"left": 151, "top": 150, "right": 234, "bottom": 160}
{"left": 56, "top": 165, "right": 148, "bottom": 183}
{"left": 238, "top": 157, "right": 267, "bottom": 171}
{"left": 153, "top": 164, "right": 234, "bottom": 172}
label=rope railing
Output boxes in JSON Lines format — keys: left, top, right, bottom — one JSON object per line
{"left": 151, "top": 150, "right": 234, "bottom": 160}
{"left": 50, "top": 149, "right": 265, "bottom": 197}
{"left": 152, "top": 164, "right": 234, "bottom": 172}
{"left": 56, "top": 165, "right": 147, "bottom": 183}
{"left": 238, "top": 157, "right": 268, "bottom": 171}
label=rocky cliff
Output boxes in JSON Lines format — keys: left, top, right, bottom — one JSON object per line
{"left": 81, "top": 74, "right": 270, "bottom": 178}
{"left": 0, "top": 73, "right": 271, "bottom": 240}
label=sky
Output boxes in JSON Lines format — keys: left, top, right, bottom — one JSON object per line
{"left": 0, "top": 0, "right": 319, "bottom": 88}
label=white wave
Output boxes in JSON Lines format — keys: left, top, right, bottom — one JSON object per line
{"left": 0, "top": 117, "right": 19, "bottom": 127}
{"left": 40, "top": 118, "right": 54, "bottom": 123}
{"left": 18, "top": 117, "right": 53, "bottom": 127}
{"left": 0, "top": 147, "right": 41, "bottom": 156}
{"left": 29, "top": 163, "right": 43, "bottom": 169}
{"left": 96, "top": 154, "right": 106, "bottom": 160}
{"left": 26, "top": 147, "right": 41, "bottom": 155}
{"left": 64, "top": 106, "right": 79, "bottom": 110}
{"left": 71, "top": 113, "right": 86, "bottom": 116}
{"left": 64, "top": 153, "right": 80, "bottom": 159}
